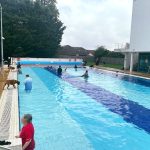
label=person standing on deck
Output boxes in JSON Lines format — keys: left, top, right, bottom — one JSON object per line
{"left": 16, "top": 114, "right": 35, "bottom": 150}
{"left": 24, "top": 75, "right": 32, "bottom": 92}
{"left": 8, "top": 57, "right": 11, "bottom": 68}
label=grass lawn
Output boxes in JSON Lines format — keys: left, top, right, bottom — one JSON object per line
{"left": 87, "top": 60, "right": 95, "bottom": 66}
{"left": 87, "top": 60, "right": 123, "bottom": 70}
{"left": 100, "top": 64, "right": 123, "bottom": 70}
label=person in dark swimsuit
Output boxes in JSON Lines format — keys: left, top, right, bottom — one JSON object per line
{"left": 74, "top": 65, "right": 78, "bottom": 71}
{"left": 57, "top": 66, "right": 62, "bottom": 76}
{"left": 81, "top": 70, "right": 89, "bottom": 78}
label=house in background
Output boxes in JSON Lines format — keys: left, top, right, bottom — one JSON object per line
{"left": 57, "top": 45, "right": 95, "bottom": 59}
{"left": 115, "top": 0, "right": 150, "bottom": 72}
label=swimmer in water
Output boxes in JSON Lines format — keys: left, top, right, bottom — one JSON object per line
{"left": 24, "top": 75, "right": 32, "bottom": 92}
{"left": 74, "top": 65, "right": 78, "bottom": 71}
{"left": 81, "top": 70, "right": 89, "bottom": 78}
{"left": 116, "top": 71, "right": 119, "bottom": 77}
{"left": 65, "top": 67, "right": 67, "bottom": 72}
{"left": 57, "top": 66, "right": 62, "bottom": 76}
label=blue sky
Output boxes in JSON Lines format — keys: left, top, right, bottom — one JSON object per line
{"left": 57, "top": 0, "right": 133, "bottom": 50}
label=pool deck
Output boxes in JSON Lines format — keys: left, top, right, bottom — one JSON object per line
{"left": 95, "top": 66, "right": 150, "bottom": 80}
{"left": 0, "top": 70, "right": 21, "bottom": 150}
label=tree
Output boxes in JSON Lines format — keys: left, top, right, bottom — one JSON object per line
{"left": 95, "top": 46, "right": 124, "bottom": 59}
{"left": 95, "top": 46, "right": 108, "bottom": 59}
{"left": 0, "top": 0, "right": 66, "bottom": 59}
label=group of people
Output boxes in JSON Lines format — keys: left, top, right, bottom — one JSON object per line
{"left": 45, "top": 65, "right": 63, "bottom": 77}
{"left": 57, "top": 64, "right": 89, "bottom": 78}
{"left": 46, "top": 65, "right": 89, "bottom": 79}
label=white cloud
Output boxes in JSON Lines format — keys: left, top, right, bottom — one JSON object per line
{"left": 57, "top": 0, "right": 133, "bottom": 50}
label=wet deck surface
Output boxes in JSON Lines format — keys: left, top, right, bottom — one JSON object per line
{"left": 0, "top": 70, "right": 20, "bottom": 141}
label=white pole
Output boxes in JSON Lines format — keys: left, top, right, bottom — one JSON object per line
{"left": 124, "top": 53, "right": 127, "bottom": 70}
{"left": 130, "top": 52, "right": 134, "bottom": 73}
{"left": 0, "top": 4, "right": 4, "bottom": 69}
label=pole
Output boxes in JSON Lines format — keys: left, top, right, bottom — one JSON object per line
{"left": 130, "top": 52, "right": 134, "bottom": 73}
{"left": 124, "top": 53, "right": 127, "bottom": 70}
{"left": 0, "top": 4, "right": 4, "bottom": 69}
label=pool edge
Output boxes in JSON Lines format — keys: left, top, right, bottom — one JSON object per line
{"left": 0, "top": 69, "right": 22, "bottom": 150}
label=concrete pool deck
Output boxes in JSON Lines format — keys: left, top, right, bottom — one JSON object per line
{"left": 95, "top": 66, "right": 150, "bottom": 80}
{"left": 0, "top": 70, "right": 21, "bottom": 150}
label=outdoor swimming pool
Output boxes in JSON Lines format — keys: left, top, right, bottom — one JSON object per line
{"left": 18, "top": 67, "right": 150, "bottom": 150}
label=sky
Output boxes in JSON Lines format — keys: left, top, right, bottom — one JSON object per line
{"left": 57, "top": 0, "right": 133, "bottom": 50}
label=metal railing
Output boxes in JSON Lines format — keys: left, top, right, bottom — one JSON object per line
{"left": 114, "top": 43, "right": 130, "bottom": 52}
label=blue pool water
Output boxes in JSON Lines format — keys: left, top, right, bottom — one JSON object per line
{"left": 18, "top": 67, "right": 150, "bottom": 150}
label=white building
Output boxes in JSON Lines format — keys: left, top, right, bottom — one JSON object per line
{"left": 115, "top": 0, "right": 150, "bottom": 72}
